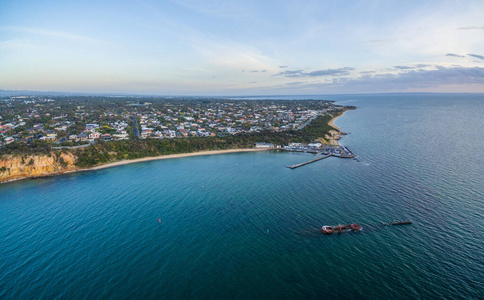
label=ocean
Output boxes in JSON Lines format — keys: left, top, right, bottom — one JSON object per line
{"left": 1, "top": 94, "right": 483, "bottom": 299}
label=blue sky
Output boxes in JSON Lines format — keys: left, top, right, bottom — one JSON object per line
{"left": 1, "top": 0, "right": 483, "bottom": 95}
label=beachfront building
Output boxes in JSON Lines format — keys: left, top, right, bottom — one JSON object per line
{"left": 255, "top": 142, "right": 274, "bottom": 149}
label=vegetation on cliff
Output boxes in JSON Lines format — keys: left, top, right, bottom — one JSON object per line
{"left": 73, "top": 114, "right": 335, "bottom": 167}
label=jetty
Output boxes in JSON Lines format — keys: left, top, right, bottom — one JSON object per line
{"left": 286, "top": 154, "right": 331, "bottom": 169}
{"left": 285, "top": 144, "right": 355, "bottom": 169}
{"left": 381, "top": 220, "right": 412, "bottom": 226}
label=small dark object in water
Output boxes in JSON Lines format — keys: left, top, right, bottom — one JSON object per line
{"left": 381, "top": 220, "right": 412, "bottom": 226}
{"left": 350, "top": 223, "right": 362, "bottom": 231}
{"left": 321, "top": 223, "right": 362, "bottom": 234}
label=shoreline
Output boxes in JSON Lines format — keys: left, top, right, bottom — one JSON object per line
{"left": 326, "top": 109, "right": 350, "bottom": 145}
{"left": 87, "top": 148, "right": 269, "bottom": 171}
{"left": 1, "top": 110, "right": 353, "bottom": 185}
{"left": 328, "top": 110, "right": 347, "bottom": 130}
{"left": 1, "top": 148, "right": 269, "bottom": 184}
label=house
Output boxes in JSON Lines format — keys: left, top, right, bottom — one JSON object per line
{"left": 178, "top": 129, "right": 189, "bottom": 137}
{"left": 99, "top": 133, "right": 111, "bottom": 141}
{"left": 165, "top": 130, "right": 176, "bottom": 138}
{"left": 85, "top": 123, "right": 100, "bottom": 131}
{"left": 4, "top": 136, "right": 14, "bottom": 144}
{"left": 46, "top": 133, "right": 57, "bottom": 140}
{"left": 112, "top": 133, "right": 129, "bottom": 140}
{"left": 89, "top": 132, "right": 100, "bottom": 140}
{"left": 77, "top": 133, "right": 89, "bottom": 142}
{"left": 255, "top": 142, "right": 274, "bottom": 149}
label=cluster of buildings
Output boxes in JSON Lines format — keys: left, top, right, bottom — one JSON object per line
{"left": 132, "top": 100, "right": 342, "bottom": 139}
{"left": 0, "top": 96, "right": 345, "bottom": 147}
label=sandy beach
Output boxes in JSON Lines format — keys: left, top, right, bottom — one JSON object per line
{"left": 88, "top": 148, "right": 269, "bottom": 171}
{"left": 328, "top": 110, "right": 347, "bottom": 130}
{"left": 0, "top": 148, "right": 269, "bottom": 184}
{"left": 325, "top": 110, "right": 349, "bottom": 145}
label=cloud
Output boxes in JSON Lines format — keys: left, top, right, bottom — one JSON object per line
{"left": 458, "top": 26, "right": 484, "bottom": 30}
{"left": 307, "top": 68, "right": 354, "bottom": 76}
{"left": 446, "top": 53, "right": 465, "bottom": 58}
{"left": 1, "top": 26, "right": 113, "bottom": 46}
{"left": 365, "top": 38, "right": 398, "bottom": 45}
{"left": 274, "top": 67, "right": 354, "bottom": 78}
{"left": 0, "top": 39, "right": 33, "bottom": 50}
{"left": 250, "top": 70, "right": 267, "bottom": 73}
{"left": 468, "top": 54, "right": 484, "bottom": 60}
{"left": 326, "top": 66, "right": 484, "bottom": 91}
{"left": 279, "top": 65, "right": 288, "bottom": 68}
{"left": 394, "top": 64, "right": 431, "bottom": 70}
{"left": 360, "top": 71, "right": 376, "bottom": 74}
{"left": 284, "top": 81, "right": 306, "bottom": 86}
{"left": 273, "top": 69, "right": 304, "bottom": 77}
{"left": 268, "top": 66, "right": 484, "bottom": 94}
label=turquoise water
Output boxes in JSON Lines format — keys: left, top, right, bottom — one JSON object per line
{"left": 1, "top": 94, "right": 483, "bottom": 299}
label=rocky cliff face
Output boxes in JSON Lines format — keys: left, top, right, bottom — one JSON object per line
{"left": 0, "top": 153, "right": 78, "bottom": 183}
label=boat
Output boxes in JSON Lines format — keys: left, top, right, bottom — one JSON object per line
{"left": 321, "top": 223, "right": 362, "bottom": 234}
{"left": 350, "top": 223, "right": 362, "bottom": 231}
{"left": 321, "top": 226, "right": 333, "bottom": 234}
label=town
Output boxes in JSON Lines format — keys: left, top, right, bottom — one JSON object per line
{"left": 0, "top": 96, "right": 348, "bottom": 149}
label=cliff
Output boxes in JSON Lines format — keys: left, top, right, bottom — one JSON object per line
{"left": 0, "top": 153, "right": 78, "bottom": 183}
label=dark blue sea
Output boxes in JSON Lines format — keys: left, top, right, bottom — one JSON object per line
{"left": 1, "top": 94, "right": 483, "bottom": 299}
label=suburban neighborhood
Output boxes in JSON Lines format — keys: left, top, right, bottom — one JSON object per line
{"left": 0, "top": 96, "right": 347, "bottom": 148}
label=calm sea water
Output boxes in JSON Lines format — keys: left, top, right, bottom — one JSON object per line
{"left": 1, "top": 94, "right": 483, "bottom": 299}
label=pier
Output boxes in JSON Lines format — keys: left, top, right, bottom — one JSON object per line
{"left": 285, "top": 144, "right": 355, "bottom": 169}
{"left": 381, "top": 220, "right": 412, "bottom": 226}
{"left": 286, "top": 154, "right": 331, "bottom": 169}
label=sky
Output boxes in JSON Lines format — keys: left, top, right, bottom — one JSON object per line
{"left": 1, "top": 0, "right": 483, "bottom": 95}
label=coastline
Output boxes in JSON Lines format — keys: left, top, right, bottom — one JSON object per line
{"left": 1, "top": 110, "right": 352, "bottom": 185}
{"left": 328, "top": 110, "right": 347, "bottom": 130}
{"left": 325, "top": 109, "right": 350, "bottom": 145}
{"left": 1, "top": 148, "right": 269, "bottom": 184}
{"left": 87, "top": 148, "right": 269, "bottom": 171}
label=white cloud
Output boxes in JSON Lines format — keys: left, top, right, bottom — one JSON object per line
{"left": 0, "top": 39, "right": 33, "bottom": 50}
{"left": 0, "top": 26, "right": 115, "bottom": 46}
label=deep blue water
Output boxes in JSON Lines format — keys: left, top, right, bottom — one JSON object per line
{"left": 1, "top": 94, "right": 483, "bottom": 299}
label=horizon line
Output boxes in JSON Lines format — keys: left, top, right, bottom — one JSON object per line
{"left": 2, "top": 88, "right": 484, "bottom": 98}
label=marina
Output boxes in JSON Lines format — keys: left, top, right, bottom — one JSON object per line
{"left": 285, "top": 144, "right": 355, "bottom": 169}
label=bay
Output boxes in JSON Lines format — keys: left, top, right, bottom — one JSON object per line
{"left": 1, "top": 94, "right": 483, "bottom": 299}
